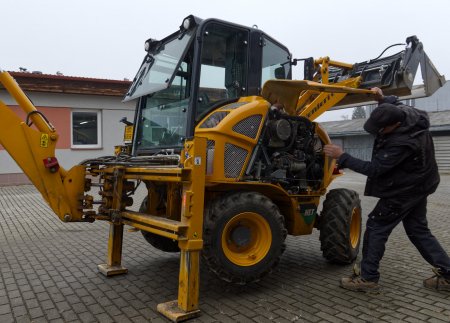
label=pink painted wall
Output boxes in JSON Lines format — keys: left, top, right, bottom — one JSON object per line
{"left": 0, "top": 105, "right": 71, "bottom": 150}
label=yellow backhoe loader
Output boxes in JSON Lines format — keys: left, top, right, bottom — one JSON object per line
{"left": 0, "top": 15, "right": 445, "bottom": 322}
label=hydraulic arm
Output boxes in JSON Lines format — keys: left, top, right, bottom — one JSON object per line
{"left": 262, "top": 36, "right": 445, "bottom": 120}
{"left": 0, "top": 67, "right": 208, "bottom": 321}
{"left": 0, "top": 69, "right": 87, "bottom": 222}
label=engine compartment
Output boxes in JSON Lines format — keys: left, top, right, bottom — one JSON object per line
{"left": 246, "top": 107, "right": 324, "bottom": 193}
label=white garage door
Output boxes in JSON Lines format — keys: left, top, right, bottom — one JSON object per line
{"left": 433, "top": 135, "right": 450, "bottom": 174}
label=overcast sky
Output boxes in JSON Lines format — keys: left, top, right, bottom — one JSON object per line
{"left": 2, "top": 0, "right": 449, "bottom": 120}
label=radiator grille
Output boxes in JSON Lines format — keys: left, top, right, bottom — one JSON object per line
{"left": 219, "top": 102, "right": 247, "bottom": 110}
{"left": 224, "top": 144, "right": 248, "bottom": 178}
{"left": 232, "top": 115, "right": 262, "bottom": 139}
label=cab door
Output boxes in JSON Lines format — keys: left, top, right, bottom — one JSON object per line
{"left": 195, "top": 22, "right": 249, "bottom": 119}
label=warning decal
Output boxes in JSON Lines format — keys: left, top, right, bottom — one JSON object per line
{"left": 40, "top": 134, "right": 49, "bottom": 148}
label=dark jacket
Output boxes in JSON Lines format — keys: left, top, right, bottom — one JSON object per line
{"left": 337, "top": 96, "right": 440, "bottom": 198}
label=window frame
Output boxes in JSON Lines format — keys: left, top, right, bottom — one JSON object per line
{"left": 70, "top": 109, "right": 102, "bottom": 149}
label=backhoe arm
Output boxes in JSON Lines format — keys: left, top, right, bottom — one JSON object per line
{"left": 0, "top": 69, "right": 86, "bottom": 222}
{"left": 262, "top": 36, "right": 445, "bottom": 120}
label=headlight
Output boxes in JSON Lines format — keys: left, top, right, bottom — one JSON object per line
{"left": 180, "top": 15, "right": 197, "bottom": 31}
{"left": 144, "top": 38, "right": 158, "bottom": 52}
{"left": 182, "top": 17, "right": 191, "bottom": 30}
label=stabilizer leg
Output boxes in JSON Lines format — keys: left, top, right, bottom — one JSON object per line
{"left": 157, "top": 250, "right": 201, "bottom": 322}
{"left": 157, "top": 137, "right": 206, "bottom": 322}
{"left": 98, "top": 222, "right": 128, "bottom": 276}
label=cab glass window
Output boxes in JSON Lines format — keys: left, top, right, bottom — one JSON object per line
{"left": 197, "top": 23, "right": 248, "bottom": 117}
{"left": 261, "top": 38, "right": 291, "bottom": 86}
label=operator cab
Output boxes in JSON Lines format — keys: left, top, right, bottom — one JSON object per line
{"left": 124, "top": 15, "right": 292, "bottom": 156}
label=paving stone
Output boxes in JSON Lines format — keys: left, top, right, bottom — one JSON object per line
{"left": 0, "top": 304, "right": 11, "bottom": 315}
{"left": 0, "top": 172, "right": 449, "bottom": 322}
{"left": 0, "top": 313, "right": 14, "bottom": 323}
{"left": 419, "top": 308, "right": 450, "bottom": 322}
{"left": 44, "top": 307, "right": 61, "bottom": 321}
{"left": 95, "top": 312, "right": 114, "bottom": 323}
{"left": 28, "top": 307, "right": 44, "bottom": 319}
{"left": 12, "top": 305, "right": 27, "bottom": 317}
{"left": 130, "top": 315, "right": 153, "bottom": 323}
{"left": 49, "top": 319, "right": 65, "bottom": 323}
{"left": 253, "top": 316, "right": 276, "bottom": 323}
{"left": 61, "top": 309, "right": 78, "bottom": 322}
{"left": 427, "top": 318, "right": 450, "bottom": 323}
{"left": 78, "top": 311, "right": 96, "bottom": 323}
{"left": 72, "top": 302, "right": 88, "bottom": 314}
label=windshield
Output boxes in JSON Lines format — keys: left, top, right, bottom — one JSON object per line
{"left": 135, "top": 61, "right": 191, "bottom": 152}
{"left": 124, "top": 30, "right": 194, "bottom": 102}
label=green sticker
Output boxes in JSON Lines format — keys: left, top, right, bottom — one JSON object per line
{"left": 299, "top": 204, "right": 317, "bottom": 225}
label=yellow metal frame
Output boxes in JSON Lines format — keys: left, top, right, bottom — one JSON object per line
{"left": 0, "top": 54, "right": 377, "bottom": 322}
{"left": 261, "top": 78, "right": 375, "bottom": 120}
{"left": 98, "top": 167, "right": 128, "bottom": 276}
{"left": 0, "top": 34, "right": 444, "bottom": 322}
{"left": 1, "top": 70, "right": 208, "bottom": 321}
{"left": 0, "top": 71, "right": 86, "bottom": 222}
{"left": 91, "top": 138, "right": 207, "bottom": 322}
{"left": 195, "top": 96, "right": 269, "bottom": 182}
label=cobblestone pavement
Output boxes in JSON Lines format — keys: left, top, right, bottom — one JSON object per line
{"left": 0, "top": 171, "right": 449, "bottom": 323}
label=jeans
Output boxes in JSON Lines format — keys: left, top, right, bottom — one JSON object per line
{"left": 361, "top": 195, "right": 450, "bottom": 282}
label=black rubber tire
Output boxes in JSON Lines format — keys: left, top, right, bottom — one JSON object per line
{"left": 203, "top": 191, "right": 287, "bottom": 285}
{"left": 139, "top": 197, "right": 180, "bottom": 253}
{"left": 319, "top": 188, "right": 362, "bottom": 264}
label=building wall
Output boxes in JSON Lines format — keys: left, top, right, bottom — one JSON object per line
{"left": 0, "top": 90, "right": 135, "bottom": 185}
{"left": 414, "top": 82, "right": 450, "bottom": 112}
{"left": 331, "top": 135, "right": 373, "bottom": 162}
{"left": 0, "top": 91, "right": 133, "bottom": 111}
{"left": 433, "top": 135, "right": 450, "bottom": 173}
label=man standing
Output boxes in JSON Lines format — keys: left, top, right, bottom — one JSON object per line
{"left": 323, "top": 88, "right": 450, "bottom": 291}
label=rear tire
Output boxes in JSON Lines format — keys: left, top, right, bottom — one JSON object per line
{"left": 203, "top": 191, "right": 287, "bottom": 285}
{"left": 139, "top": 197, "right": 180, "bottom": 253}
{"left": 319, "top": 188, "right": 362, "bottom": 264}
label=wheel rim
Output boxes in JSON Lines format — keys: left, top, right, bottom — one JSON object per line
{"left": 349, "top": 207, "right": 362, "bottom": 249}
{"left": 221, "top": 212, "right": 272, "bottom": 266}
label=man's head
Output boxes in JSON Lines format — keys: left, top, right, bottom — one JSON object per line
{"left": 364, "top": 103, "right": 406, "bottom": 135}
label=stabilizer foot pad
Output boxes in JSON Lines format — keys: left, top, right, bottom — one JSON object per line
{"left": 157, "top": 300, "right": 201, "bottom": 322}
{"left": 97, "top": 264, "right": 128, "bottom": 276}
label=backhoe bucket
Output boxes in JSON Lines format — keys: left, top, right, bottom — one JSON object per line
{"left": 313, "top": 36, "right": 446, "bottom": 107}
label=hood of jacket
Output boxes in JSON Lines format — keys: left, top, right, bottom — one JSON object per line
{"left": 394, "top": 105, "right": 430, "bottom": 134}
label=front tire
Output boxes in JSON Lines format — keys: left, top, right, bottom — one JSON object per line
{"left": 319, "top": 188, "right": 362, "bottom": 264}
{"left": 203, "top": 192, "right": 287, "bottom": 284}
